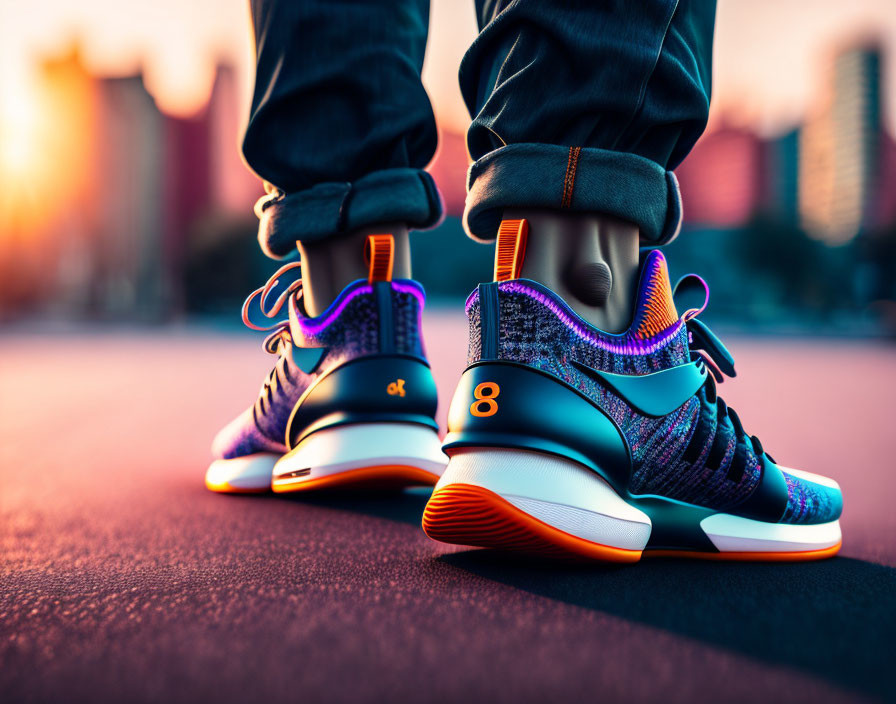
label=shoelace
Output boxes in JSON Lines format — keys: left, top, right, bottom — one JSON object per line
{"left": 241, "top": 261, "right": 304, "bottom": 354}
{"left": 240, "top": 262, "right": 304, "bottom": 415}
{"left": 675, "top": 275, "right": 768, "bottom": 461}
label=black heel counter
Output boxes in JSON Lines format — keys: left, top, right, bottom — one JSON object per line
{"left": 442, "top": 361, "right": 632, "bottom": 492}
{"left": 286, "top": 355, "right": 439, "bottom": 447}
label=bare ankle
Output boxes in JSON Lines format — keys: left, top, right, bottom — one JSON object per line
{"left": 504, "top": 209, "right": 639, "bottom": 333}
{"left": 297, "top": 223, "right": 411, "bottom": 316}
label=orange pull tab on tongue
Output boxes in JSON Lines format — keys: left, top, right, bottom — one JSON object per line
{"left": 365, "top": 234, "right": 394, "bottom": 283}
{"left": 494, "top": 219, "right": 528, "bottom": 281}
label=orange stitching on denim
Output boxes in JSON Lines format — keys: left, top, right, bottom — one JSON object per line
{"left": 561, "top": 146, "right": 581, "bottom": 208}
{"left": 561, "top": 148, "right": 574, "bottom": 207}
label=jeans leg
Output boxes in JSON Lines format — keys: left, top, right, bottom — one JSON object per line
{"left": 460, "top": 0, "right": 716, "bottom": 244}
{"left": 244, "top": 0, "right": 443, "bottom": 259}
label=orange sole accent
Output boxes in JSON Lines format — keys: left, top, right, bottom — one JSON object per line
{"left": 205, "top": 479, "right": 270, "bottom": 494}
{"left": 271, "top": 464, "right": 440, "bottom": 493}
{"left": 645, "top": 541, "right": 842, "bottom": 562}
{"left": 422, "top": 483, "right": 642, "bottom": 563}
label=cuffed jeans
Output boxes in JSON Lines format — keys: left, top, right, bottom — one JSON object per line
{"left": 243, "top": 0, "right": 716, "bottom": 259}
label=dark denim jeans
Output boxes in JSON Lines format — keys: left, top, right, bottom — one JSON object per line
{"left": 243, "top": 0, "right": 716, "bottom": 259}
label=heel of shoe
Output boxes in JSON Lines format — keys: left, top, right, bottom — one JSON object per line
{"left": 272, "top": 422, "right": 446, "bottom": 492}
{"left": 422, "top": 448, "right": 651, "bottom": 562}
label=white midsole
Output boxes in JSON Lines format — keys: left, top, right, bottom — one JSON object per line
{"left": 205, "top": 453, "right": 279, "bottom": 490}
{"left": 700, "top": 514, "right": 841, "bottom": 552}
{"left": 438, "top": 448, "right": 841, "bottom": 554}
{"left": 273, "top": 422, "right": 447, "bottom": 483}
{"left": 437, "top": 448, "right": 652, "bottom": 551}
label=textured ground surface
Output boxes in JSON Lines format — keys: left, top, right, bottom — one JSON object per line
{"left": 2, "top": 314, "right": 895, "bottom": 703}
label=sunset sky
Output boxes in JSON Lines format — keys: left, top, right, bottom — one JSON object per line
{"left": 1, "top": 0, "right": 896, "bottom": 137}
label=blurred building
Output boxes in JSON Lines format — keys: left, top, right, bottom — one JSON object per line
{"left": 760, "top": 129, "right": 801, "bottom": 223}
{"left": 162, "top": 107, "right": 212, "bottom": 317}
{"left": 872, "top": 131, "right": 896, "bottom": 226}
{"left": 677, "top": 43, "right": 895, "bottom": 244}
{"left": 3, "top": 47, "right": 260, "bottom": 320}
{"left": 675, "top": 125, "right": 766, "bottom": 227}
{"left": 208, "top": 65, "right": 260, "bottom": 216}
{"left": 799, "top": 45, "right": 883, "bottom": 245}
{"left": 94, "top": 74, "right": 167, "bottom": 317}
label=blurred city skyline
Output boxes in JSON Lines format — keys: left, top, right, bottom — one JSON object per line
{"left": 0, "top": 1, "right": 895, "bottom": 328}
{"left": 3, "top": 0, "right": 896, "bottom": 133}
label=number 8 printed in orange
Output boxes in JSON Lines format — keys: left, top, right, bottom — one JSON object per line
{"left": 470, "top": 382, "right": 500, "bottom": 417}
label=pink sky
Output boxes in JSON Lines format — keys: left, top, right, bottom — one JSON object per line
{"left": 1, "top": 0, "right": 896, "bottom": 135}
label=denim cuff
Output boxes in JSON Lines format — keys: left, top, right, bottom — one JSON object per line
{"left": 256, "top": 167, "right": 444, "bottom": 259}
{"left": 463, "top": 143, "right": 682, "bottom": 245}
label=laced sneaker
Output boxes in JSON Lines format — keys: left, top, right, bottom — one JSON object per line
{"left": 422, "top": 219, "right": 842, "bottom": 562}
{"left": 206, "top": 235, "right": 447, "bottom": 493}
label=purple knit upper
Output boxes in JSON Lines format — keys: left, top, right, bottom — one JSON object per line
{"left": 465, "top": 252, "right": 837, "bottom": 523}
{"left": 212, "top": 279, "right": 425, "bottom": 460}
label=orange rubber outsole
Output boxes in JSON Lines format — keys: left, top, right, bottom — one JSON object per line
{"left": 422, "top": 483, "right": 642, "bottom": 563}
{"left": 272, "top": 464, "right": 441, "bottom": 493}
{"left": 423, "top": 483, "right": 842, "bottom": 564}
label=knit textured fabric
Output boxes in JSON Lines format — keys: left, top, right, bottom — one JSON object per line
{"left": 465, "top": 251, "right": 837, "bottom": 524}
{"left": 781, "top": 472, "right": 841, "bottom": 524}
{"left": 213, "top": 280, "right": 425, "bottom": 460}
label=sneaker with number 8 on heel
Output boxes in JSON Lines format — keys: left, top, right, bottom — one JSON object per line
{"left": 422, "top": 219, "right": 842, "bottom": 562}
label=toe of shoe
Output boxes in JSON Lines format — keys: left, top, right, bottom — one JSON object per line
{"left": 779, "top": 467, "right": 843, "bottom": 524}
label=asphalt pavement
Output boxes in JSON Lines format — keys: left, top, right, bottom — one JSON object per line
{"left": 2, "top": 313, "right": 895, "bottom": 703}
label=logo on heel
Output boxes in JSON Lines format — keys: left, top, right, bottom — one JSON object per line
{"left": 387, "top": 379, "right": 406, "bottom": 397}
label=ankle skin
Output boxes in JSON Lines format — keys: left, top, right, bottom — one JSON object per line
{"left": 504, "top": 209, "right": 639, "bottom": 333}
{"left": 298, "top": 223, "right": 412, "bottom": 316}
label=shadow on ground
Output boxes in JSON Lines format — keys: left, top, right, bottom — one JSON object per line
{"left": 270, "top": 488, "right": 895, "bottom": 700}
{"left": 438, "top": 550, "right": 896, "bottom": 701}
{"left": 272, "top": 486, "right": 434, "bottom": 526}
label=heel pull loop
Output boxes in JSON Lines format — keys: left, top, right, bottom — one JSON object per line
{"left": 365, "top": 234, "right": 394, "bottom": 283}
{"left": 494, "top": 219, "right": 529, "bottom": 282}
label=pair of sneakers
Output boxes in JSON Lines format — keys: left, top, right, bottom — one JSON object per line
{"left": 206, "top": 222, "right": 843, "bottom": 562}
